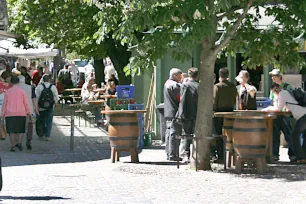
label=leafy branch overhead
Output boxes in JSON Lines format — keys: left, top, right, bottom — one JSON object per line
{"left": 94, "top": 0, "right": 306, "bottom": 73}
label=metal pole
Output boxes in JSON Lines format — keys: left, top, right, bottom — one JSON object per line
{"left": 70, "top": 107, "right": 75, "bottom": 152}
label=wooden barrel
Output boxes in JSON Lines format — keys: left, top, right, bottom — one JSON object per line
{"left": 232, "top": 118, "right": 267, "bottom": 159}
{"left": 222, "top": 118, "right": 235, "bottom": 153}
{"left": 108, "top": 113, "right": 139, "bottom": 150}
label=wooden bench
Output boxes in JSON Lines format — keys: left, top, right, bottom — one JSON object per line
{"left": 85, "top": 111, "right": 95, "bottom": 127}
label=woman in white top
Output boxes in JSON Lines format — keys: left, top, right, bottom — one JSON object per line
{"left": 236, "top": 70, "right": 257, "bottom": 110}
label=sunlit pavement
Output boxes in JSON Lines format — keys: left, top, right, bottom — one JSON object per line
{"left": 0, "top": 116, "right": 305, "bottom": 204}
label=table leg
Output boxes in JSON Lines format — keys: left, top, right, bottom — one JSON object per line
{"left": 265, "top": 118, "right": 273, "bottom": 163}
{"left": 70, "top": 107, "right": 75, "bottom": 152}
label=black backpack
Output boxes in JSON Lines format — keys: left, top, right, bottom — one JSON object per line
{"left": 38, "top": 84, "right": 55, "bottom": 109}
{"left": 287, "top": 88, "right": 306, "bottom": 107}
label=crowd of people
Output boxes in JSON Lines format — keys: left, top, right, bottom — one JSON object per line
{"left": 0, "top": 56, "right": 120, "bottom": 152}
{"left": 164, "top": 66, "right": 306, "bottom": 164}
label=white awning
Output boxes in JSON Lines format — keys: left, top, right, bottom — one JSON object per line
{"left": 0, "top": 38, "right": 58, "bottom": 58}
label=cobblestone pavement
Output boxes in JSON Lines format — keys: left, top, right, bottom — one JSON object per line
{"left": 0, "top": 116, "right": 306, "bottom": 204}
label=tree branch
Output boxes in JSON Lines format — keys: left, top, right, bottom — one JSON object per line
{"left": 217, "top": 6, "right": 241, "bottom": 21}
{"left": 214, "top": 1, "right": 253, "bottom": 55}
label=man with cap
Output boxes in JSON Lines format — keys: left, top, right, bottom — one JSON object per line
{"left": 164, "top": 68, "right": 182, "bottom": 161}
{"left": 269, "top": 68, "right": 295, "bottom": 161}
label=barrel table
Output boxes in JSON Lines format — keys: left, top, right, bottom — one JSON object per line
{"left": 101, "top": 110, "right": 146, "bottom": 163}
{"left": 234, "top": 110, "right": 291, "bottom": 163}
{"left": 215, "top": 112, "right": 276, "bottom": 173}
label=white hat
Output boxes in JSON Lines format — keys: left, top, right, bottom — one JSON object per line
{"left": 235, "top": 70, "right": 249, "bottom": 82}
{"left": 269, "top": 69, "right": 281, "bottom": 76}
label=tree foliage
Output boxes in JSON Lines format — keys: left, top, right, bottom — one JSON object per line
{"left": 96, "top": 0, "right": 306, "bottom": 72}
{"left": 94, "top": 0, "right": 306, "bottom": 170}
{"left": 7, "top": 0, "right": 132, "bottom": 84}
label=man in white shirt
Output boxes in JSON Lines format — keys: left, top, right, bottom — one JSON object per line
{"left": 104, "top": 62, "right": 118, "bottom": 83}
{"left": 35, "top": 74, "right": 59, "bottom": 141}
{"left": 262, "top": 84, "right": 306, "bottom": 163}
{"left": 18, "top": 76, "right": 39, "bottom": 149}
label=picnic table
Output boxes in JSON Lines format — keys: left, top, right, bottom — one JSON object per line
{"left": 93, "top": 88, "right": 106, "bottom": 93}
{"left": 65, "top": 88, "right": 82, "bottom": 92}
{"left": 99, "top": 95, "right": 117, "bottom": 99}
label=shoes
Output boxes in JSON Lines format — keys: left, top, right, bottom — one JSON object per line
{"left": 183, "top": 156, "right": 190, "bottom": 164}
{"left": 45, "top": 137, "right": 51, "bottom": 141}
{"left": 273, "top": 156, "right": 279, "bottom": 161}
{"left": 169, "top": 156, "right": 182, "bottom": 161}
{"left": 211, "top": 156, "right": 218, "bottom": 162}
{"left": 290, "top": 156, "right": 297, "bottom": 163}
{"left": 15, "top": 143, "right": 23, "bottom": 151}
{"left": 26, "top": 141, "right": 32, "bottom": 150}
{"left": 38, "top": 136, "right": 45, "bottom": 140}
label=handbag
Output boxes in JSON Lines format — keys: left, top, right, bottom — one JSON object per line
{"left": 0, "top": 120, "right": 6, "bottom": 140}
{"left": 35, "top": 115, "right": 44, "bottom": 137}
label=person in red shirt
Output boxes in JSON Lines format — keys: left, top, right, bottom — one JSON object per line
{"left": 32, "top": 67, "right": 44, "bottom": 86}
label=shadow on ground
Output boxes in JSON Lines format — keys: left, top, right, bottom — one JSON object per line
{"left": 0, "top": 115, "right": 130, "bottom": 168}
{"left": 0, "top": 196, "right": 70, "bottom": 201}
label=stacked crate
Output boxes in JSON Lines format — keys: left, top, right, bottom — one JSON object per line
{"left": 110, "top": 85, "right": 135, "bottom": 110}
{"left": 128, "top": 104, "right": 144, "bottom": 150}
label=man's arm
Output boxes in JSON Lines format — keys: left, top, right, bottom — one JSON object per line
{"left": 177, "top": 85, "right": 187, "bottom": 119}
{"left": 52, "top": 86, "right": 60, "bottom": 102}
{"left": 213, "top": 85, "right": 218, "bottom": 111}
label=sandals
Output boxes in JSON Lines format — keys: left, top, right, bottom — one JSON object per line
{"left": 15, "top": 143, "right": 23, "bottom": 151}
{"left": 297, "top": 159, "right": 306, "bottom": 164}
{"left": 10, "top": 147, "right": 16, "bottom": 152}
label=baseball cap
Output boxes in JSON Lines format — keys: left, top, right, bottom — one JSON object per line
{"left": 269, "top": 69, "right": 281, "bottom": 76}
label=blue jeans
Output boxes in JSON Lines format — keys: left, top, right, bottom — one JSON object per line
{"left": 94, "top": 107, "right": 102, "bottom": 121}
{"left": 273, "top": 115, "right": 294, "bottom": 157}
{"left": 39, "top": 110, "right": 53, "bottom": 138}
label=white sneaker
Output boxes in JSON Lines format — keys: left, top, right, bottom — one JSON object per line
{"left": 45, "top": 137, "right": 51, "bottom": 141}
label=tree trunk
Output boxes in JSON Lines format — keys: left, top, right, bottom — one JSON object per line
{"left": 190, "top": 43, "right": 217, "bottom": 170}
{"left": 94, "top": 59, "right": 105, "bottom": 87}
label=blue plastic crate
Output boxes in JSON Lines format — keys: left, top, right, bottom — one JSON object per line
{"left": 116, "top": 85, "right": 135, "bottom": 98}
{"left": 128, "top": 104, "right": 144, "bottom": 110}
{"left": 256, "top": 98, "right": 272, "bottom": 110}
{"left": 128, "top": 104, "right": 145, "bottom": 150}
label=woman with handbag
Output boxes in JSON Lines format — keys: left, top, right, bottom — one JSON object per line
{"left": 1, "top": 75, "right": 32, "bottom": 151}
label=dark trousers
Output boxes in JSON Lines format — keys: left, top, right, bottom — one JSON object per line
{"left": 273, "top": 115, "right": 294, "bottom": 157}
{"left": 165, "top": 119, "right": 182, "bottom": 157}
{"left": 213, "top": 108, "right": 233, "bottom": 159}
{"left": 292, "top": 114, "right": 306, "bottom": 160}
{"left": 39, "top": 110, "right": 54, "bottom": 138}
{"left": 180, "top": 120, "right": 195, "bottom": 158}
{"left": 212, "top": 117, "right": 224, "bottom": 159}
{"left": 26, "top": 121, "right": 33, "bottom": 141}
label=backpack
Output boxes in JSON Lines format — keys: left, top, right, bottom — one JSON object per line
{"left": 38, "top": 84, "right": 55, "bottom": 109}
{"left": 287, "top": 88, "right": 306, "bottom": 107}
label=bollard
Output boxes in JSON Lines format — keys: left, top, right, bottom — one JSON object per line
{"left": 70, "top": 107, "right": 75, "bottom": 152}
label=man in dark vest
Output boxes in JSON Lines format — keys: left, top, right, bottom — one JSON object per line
{"left": 213, "top": 68, "right": 237, "bottom": 160}
{"left": 164, "top": 68, "right": 182, "bottom": 161}
{"left": 177, "top": 67, "right": 199, "bottom": 163}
